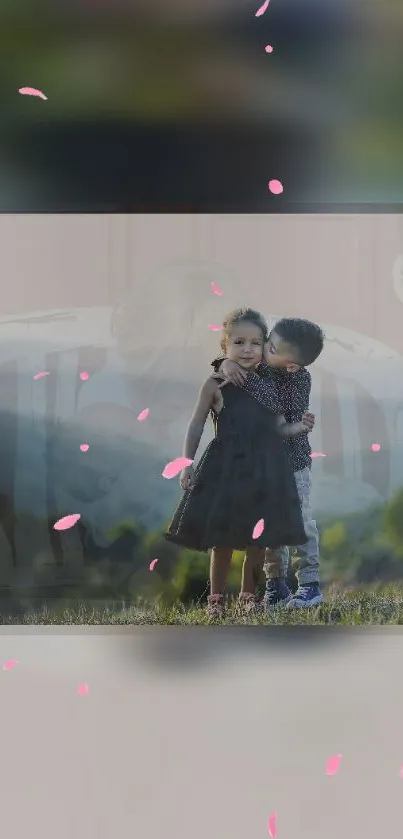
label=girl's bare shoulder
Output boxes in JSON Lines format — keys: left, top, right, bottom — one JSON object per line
{"left": 201, "top": 374, "right": 223, "bottom": 393}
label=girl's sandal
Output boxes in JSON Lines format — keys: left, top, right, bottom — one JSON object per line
{"left": 237, "top": 593, "right": 262, "bottom": 616}
{"left": 206, "top": 594, "right": 225, "bottom": 621}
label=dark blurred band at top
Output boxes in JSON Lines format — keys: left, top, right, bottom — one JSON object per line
{"left": 1, "top": 0, "right": 402, "bottom": 211}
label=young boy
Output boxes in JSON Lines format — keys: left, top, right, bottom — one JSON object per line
{"left": 212, "top": 317, "right": 325, "bottom": 609}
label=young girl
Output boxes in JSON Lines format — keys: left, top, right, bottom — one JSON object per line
{"left": 165, "top": 307, "right": 309, "bottom": 619}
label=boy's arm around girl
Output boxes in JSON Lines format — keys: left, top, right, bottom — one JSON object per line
{"left": 179, "top": 360, "right": 314, "bottom": 491}
{"left": 210, "top": 356, "right": 315, "bottom": 438}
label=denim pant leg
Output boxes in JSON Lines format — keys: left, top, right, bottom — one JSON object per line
{"left": 264, "top": 545, "right": 289, "bottom": 580}
{"left": 293, "top": 467, "right": 320, "bottom": 585}
{"left": 263, "top": 466, "right": 320, "bottom": 584}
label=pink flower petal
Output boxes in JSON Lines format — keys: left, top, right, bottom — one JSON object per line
{"left": 210, "top": 282, "right": 223, "bottom": 296}
{"left": 79, "top": 444, "right": 89, "bottom": 453}
{"left": 268, "top": 179, "right": 283, "bottom": 195}
{"left": 268, "top": 812, "right": 277, "bottom": 838}
{"left": 162, "top": 457, "right": 193, "bottom": 479}
{"left": 399, "top": 764, "right": 403, "bottom": 779}
{"left": 326, "top": 754, "right": 342, "bottom": 776}
{"left": 311, "top": 451, "right": 326, "bottom": 459}
{"left": 79, "top": 371, "right": 89, "bottom": 381}
{"left": 2, "top": 659, "right": 19, "bottom": 672}
{"left": 149, "top": 558, "right": 159, "bottom": 571}
{"left": 371, "top": 443, "right": 380, "bottom": 452}
{"left": 208, "top": 324, "right": 222, "bottom": 332}
{"left": 252, "top": 518, "right": 264, "bottom": 539}
{"left": 77, "top": 683, "right": 89, "bottom": 696}
{"left": 137, "top": 408, "right": 150, "bottom": 421}
{"left": 53, "top": 514, "right": 81, "bottom": 531}
{"left": 19, "top": 86, "right": 47, "bottom": 100}
{"left": 33, "top": 371, "right": 50, "bottom": 380}
{"left": 265, "top": 44, "right": 274, "bottom": 53}
{"left": 256, "top": 0, "right": 270, "bottom": 16}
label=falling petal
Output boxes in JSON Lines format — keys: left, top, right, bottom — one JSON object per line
{"left": 268, "top": 179, "right": 283, "bottom": 195}
{"left": 53, "top": 513, "right": 81, "bottom": 531}
{"left": 208, "top": 324, "right": 222, "bottom": 332}
{"left": 162, "top": 457, "right": 193, "bottom": 479}
{"left": 33, "top": 371, "right": 50, "bottom": 380}
{"left": 79, "top": 444, "right": 89, "bottom": 453}
{"left": 2, "top": 659, "right": 19, "bottom": 671}
{"left": 79, "top": 371, "right": 89, "bottom": 381}
{"left": 265, "top": 44, "right": 274, "bottom": 53}
{"left": 77, "top": 683, "right": 89, "bottom": 696}
{"left": 326, "top": 754, "right": 343, "bottom": 776}
{"left": 210, "top": 281, "right": 223, "bottom": 296}
{"left": 268, "top": 812, "right": 277, "bottom": 838}
{"left": 149, "top": 558, "right": 159, "bottom": 571}
{"left": 399, "top": 764, "right": 403, "bottom": 779}
{"left": 19, "top": 86, "right": 47, "bottom": 100}
{"left": 371, "top": 443, "right": 380, "bottom": 452}
{"left": 256, "top": 0, "right": 270, "bottom": 16}
{"left": 137, "top": 408, "right": 150, "bottom": 421}
{"left": 252, "top": 518, "right": 264, "bottom": 539}
{"left": 311, "top": 451, "right": 326, "bottom": 459}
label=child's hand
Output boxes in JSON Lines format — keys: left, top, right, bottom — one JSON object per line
{"left": 220, "top": 359, "right": 248, "bottom": 387}
{"left": 301, "top": 411, "right": 315, "bottom": 432}
{"left": 180, "top": 465, "right": 195, "bottom": 491}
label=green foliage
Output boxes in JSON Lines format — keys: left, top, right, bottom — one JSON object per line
{"left": 107, "top": 520, "right": 146, "bottom": 551}
{"left": 69, "top": 486, "right": 403, "bottom": 603}
{"left": 171, "top": 550, "right": 210, "bottom": 602}
{"left": 9, "top": 487, "right": 403, "bottom": 606}
{"left": 383, "top": 488, "right": 403, "bottom": 556}
{"left": 322, "top": 522, "right": 347, "bottom": 552}
{"left": 227, "top": 551, "right": 245, "bottom": 590}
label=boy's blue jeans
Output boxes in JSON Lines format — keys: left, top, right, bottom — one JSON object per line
{"left": 264, "top": 466, "right": 320, "bottom": 586}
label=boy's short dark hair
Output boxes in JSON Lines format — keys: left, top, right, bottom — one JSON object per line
{"left": 273, "top": 318, "right": 325, "bottom": 366}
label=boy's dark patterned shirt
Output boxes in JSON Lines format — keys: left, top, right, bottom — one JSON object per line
{"left": 211, "top": 357, "right": 312, "bottom": 472}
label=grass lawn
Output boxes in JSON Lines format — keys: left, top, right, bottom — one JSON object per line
{"left": 3, "top": 586, "right": 403, "bottom": 624}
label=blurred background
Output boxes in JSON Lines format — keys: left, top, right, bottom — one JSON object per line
{"left": 1, "top": 0, "right": 403, "bottom": 209}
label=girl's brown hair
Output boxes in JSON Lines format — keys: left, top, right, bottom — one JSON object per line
{"left": 220, "top": 307, "right": 268, "bottom": 353}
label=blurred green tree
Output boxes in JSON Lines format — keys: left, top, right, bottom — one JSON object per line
{"left": 383, "top": 488, "right": 403, "bottom": 557}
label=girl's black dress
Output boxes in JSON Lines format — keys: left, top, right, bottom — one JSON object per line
{"left": 165, "top": 383, "right": 307, "bottom": 551}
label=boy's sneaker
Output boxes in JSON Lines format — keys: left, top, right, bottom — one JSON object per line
{"left": 286, "top": 583, "right": 323, "bottom": 609}
{"left": 263, "top": 579, "right": 292, "bottom": 608}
